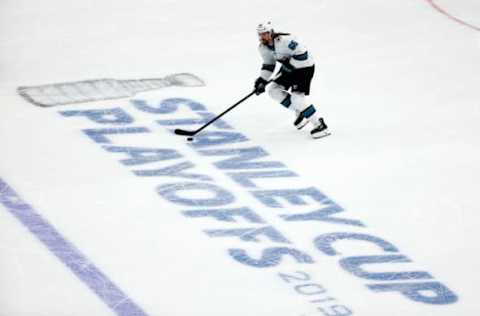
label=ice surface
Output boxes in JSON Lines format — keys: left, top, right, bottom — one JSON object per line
{"left": 1, "top": 1, "right": 479, "bottom": 316}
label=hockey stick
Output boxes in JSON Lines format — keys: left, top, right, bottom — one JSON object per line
{"left": 174, "top": 76, "right": 278, "bottom": 137}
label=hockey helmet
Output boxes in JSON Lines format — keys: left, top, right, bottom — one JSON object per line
{"left": 256, "top": 21, "right": 274, "bottom": 34}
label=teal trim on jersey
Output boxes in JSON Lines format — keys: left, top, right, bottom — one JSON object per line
{"left": 293, "top": 51, "right": 309, "bottom": 61}
{"left": 302, "top": 104, "right": 316, "bottom": 118}
{"left": 281, "top": 95, "right": 292, "bottom": 108}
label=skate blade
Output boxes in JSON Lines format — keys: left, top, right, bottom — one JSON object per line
{"left": 312, "top": 130, "right": 331, "bottom": 139}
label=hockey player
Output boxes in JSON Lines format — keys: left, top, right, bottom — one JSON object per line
{"left": 254, "top": 21, "right": 329, "bottom": 138}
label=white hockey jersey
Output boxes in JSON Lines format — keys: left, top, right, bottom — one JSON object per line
{"left": 258, "top": 33, "right": 314, "bottom": 80}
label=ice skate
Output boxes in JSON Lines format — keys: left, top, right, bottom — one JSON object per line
{"left": 310, "top": 118, "right": 330, "bottom": 139}
{"left": 294, "top": 110, "right": 309, "bottom": 130}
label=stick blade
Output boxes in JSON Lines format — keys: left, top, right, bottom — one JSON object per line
{"left": 174, "top": 129, "right": 196, "bottom": 136}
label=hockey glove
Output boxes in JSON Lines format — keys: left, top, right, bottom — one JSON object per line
{"left": 280, "top": 63, "right": 294, "bottom": 74}
{"left": 254, "top": 77, "right": 268, "bottom": 95}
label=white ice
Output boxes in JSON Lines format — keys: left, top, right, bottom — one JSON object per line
{"left": 1, "top": 1, "right": 479, "bottom": 315}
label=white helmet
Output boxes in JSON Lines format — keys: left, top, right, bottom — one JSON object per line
{"left": 256, "top": 21, "right": 274, "bottom": 34}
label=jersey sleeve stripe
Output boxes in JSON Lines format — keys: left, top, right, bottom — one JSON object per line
{"left": 261, "top": 64, "right": 276, "bottom": 72}
{"left": 292, "top": 51, "right": 309, "bottom": 61}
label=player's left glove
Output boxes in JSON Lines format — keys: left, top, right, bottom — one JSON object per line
{"left": 277, "top": 58, "right": 294, "bottom": 74}
{"left": 280, "top": 62, "right": 294, "bottom": 74}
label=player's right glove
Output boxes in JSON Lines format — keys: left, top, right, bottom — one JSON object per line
{"left": 254, "top": 77, "right": 268, "bottom": 95}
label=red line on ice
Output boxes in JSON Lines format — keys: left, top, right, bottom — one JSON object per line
{"left": 426, "top": 0, "right": 480, "bottom": 32}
